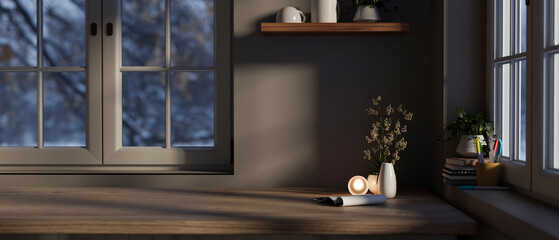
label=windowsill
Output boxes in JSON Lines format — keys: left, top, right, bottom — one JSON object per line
{"left": 0, "top": 165, "right": 233, "bottom": 175}
{"left": 442, "top": 185, "right": 559, "bottom": 239}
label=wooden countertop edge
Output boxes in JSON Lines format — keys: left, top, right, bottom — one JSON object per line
{"left": 0, "top": 220, "right": 477, "bottom": 235}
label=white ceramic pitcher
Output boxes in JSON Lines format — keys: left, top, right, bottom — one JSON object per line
{"left": 311, "top": 0, "right": 340, "bottom": 23}
{"left": 276, "top": 7, "right": 306, "bottom": 23}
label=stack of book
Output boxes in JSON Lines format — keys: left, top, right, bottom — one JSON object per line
{"left": 442, "top": 157, "right": 477, "bottom": 185}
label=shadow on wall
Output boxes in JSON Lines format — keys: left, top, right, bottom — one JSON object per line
{"left": 232, "top": 0, "right": 440, "bottom": 188}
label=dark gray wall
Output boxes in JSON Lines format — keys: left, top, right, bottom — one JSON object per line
{"left": 0, "top": 0, "right": 443, "bottom": 189}
{"left": 437, "top": 0, "right": 487, "bottom": 194}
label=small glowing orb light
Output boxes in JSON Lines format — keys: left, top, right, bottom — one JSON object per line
{"left": 348, "top": 175, "right": 369, "bottom": 195}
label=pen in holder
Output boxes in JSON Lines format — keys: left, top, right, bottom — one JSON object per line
{"left": 474, "top": 137, "right": 485, "bottom": 164}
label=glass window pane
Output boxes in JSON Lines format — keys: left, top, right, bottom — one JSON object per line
{"left": 554, "top": 0, "right": 559, "bottom": 46}
{"left": 122, "top": 0, "right": 165, "bottom": 67}
{"left": 501, "top": 63, "right": 511, "bottom": 157}
{"left": 501, "top": 0, "right": 511, "bottom": 57}
{"left": 43, "top": 0, "right": 85, "bottom": 67}
{"left": 518, "top": 0, "right": 527, "bottom": 53}
{"left": 171, "top": 72, "right": 214, "bottom": 147}
{"left": 553, "top": 54, "right": 559, "bottom": 169}
{"left": 0, "top": 72, "right": 37, "bottom": 146}
{"left": 0, "top": 0, "right": 37, "bottom": 67}
{"left": 518, "top": 60, "right": 526, "bottom": 161}
{"left": 123, "top": 72, "right": 165, "bottom": 146}
{"left": 43, "top": 72, "right": 86, "bottom": 147}
{"left": 171, "top": 0, "right": 214, "bottom": 67}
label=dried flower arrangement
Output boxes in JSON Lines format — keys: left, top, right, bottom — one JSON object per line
{"left": 363, "top": 96, "right": 413, "bottom": 174}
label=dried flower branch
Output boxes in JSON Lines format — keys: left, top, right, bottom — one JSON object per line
{"left": 364, "top": 96, "right": 413, "bottom": 174}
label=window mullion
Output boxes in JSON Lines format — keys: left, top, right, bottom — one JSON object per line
{"left": 37, "top": 0, "right": 44, "bottom": 149}
{"left": 495, "top": 0, "right": 500, "bottom": 58}
{"left": 510, "top": 0, "right": 519, "bottom": 56}
{"left": 165, "top": 0, "right": 171, "bottom": 149}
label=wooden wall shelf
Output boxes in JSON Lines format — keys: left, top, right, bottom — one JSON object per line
{"left": 261, "top": 22, "right": 410, "bottom": 36}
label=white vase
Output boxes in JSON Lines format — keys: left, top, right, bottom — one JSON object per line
{"left": 353, "top": 5, "right": 381, "bottom": 22}
{"left": 311, "top": 0, "right": 340, "bottom": 23}
{"left": 367, "top": 174, "right": 379, "bottom": 194}
{"left": 456, "top": 135, "right": 485, "bottom": 157}
{"left": 378, "top": 162, "right": 397, "bottom": 198}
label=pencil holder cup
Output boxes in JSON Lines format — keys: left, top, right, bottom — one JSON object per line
{"left": 476, "top": 163, "right": 502, "bottom": 186}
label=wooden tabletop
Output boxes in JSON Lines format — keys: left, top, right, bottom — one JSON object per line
{"left": 0, "top": 188, "right": 476, "bottom": 235}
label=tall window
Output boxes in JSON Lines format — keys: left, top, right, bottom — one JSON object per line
{"left": 0, "top": 0, "right": 232, "bottom": 170}
{"left": 546, "top": 0, "right": 559, "bottom": 172}
{"left": 494, "top": 0, "right": 527, "bottom": 163}
{"left": 492, "top": 0, "right": 559, "bottom": 201}
{"left": 535, "top": 0, "right": 559, "bottom": 200}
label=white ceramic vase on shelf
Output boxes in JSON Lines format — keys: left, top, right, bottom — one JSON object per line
{"left": 353, "top": 5, "right": 381, "bottom": 22}
{"left": 311, "top": 0, "right": 340, "bottom": 23}
{"left": 456, "top": 135, "right": 484, "bottom": 157}
{"left": 367, "top": 174, "right": 379, "bottom": 194}
{"left": 378, "top": 162, "right": 397, "bottom": 198}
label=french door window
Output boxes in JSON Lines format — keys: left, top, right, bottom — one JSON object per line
{"left": 0, "top": 0, "right": 231, "bottom": 170}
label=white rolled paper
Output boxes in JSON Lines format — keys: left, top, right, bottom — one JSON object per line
{"left": 335, "top": 194, "right": 387, "bottom": 206}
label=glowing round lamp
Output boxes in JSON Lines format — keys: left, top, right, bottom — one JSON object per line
{"left": 348, "top": 175, "right": 369, "bottom": 195}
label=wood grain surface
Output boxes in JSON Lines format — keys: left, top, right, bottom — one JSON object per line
{"left": 260, "top": 23, "right": 410, "bottom": 36}
{"left": 0, "top": 188, "right": 476, "bottom": 235}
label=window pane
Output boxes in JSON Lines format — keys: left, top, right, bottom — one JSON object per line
{"left": 171, "top": 72, "right": 214, "bottom": 147}
{"left": 501, "top": 63, "right": 511, "bottom": 157}
{"left": 43, "top": 0, "right": 85, "bottom": 67}
{"left": 171, "top": 0, "right": 214, "bottom": 67}
{"left": 123, "top": 72, "right": 165, "bottom": 146}
{"left": 43, "top": 72, "right": 86, "bottom": 147}
{"left": 518, "top": 0, "right": 527, "bottom": 53}
{"left": 0, "top": 0, "right": 37, "bottom": 67}
{"left": 0, "top": 72, "right": 37, "bottom": 146}
{"left": 555, "top": 0, "right": 559, "bottom": 46}
{"left": 122, "top": 0, "right": 165, "bottom": 66}
{"left": 554, "top": 54, "right": 559, "bottom": 169}
{"left": 518, "top": 60, "right": 526, "bottom": 161}
{"left": 501, "top": 0, "right": 511, "bottom": 57}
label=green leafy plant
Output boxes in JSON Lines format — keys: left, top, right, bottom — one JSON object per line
{"left": 445, "top": 107, "right": 496, "bottom": 147}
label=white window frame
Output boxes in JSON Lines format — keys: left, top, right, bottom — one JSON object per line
{"left": 0, "top": 0, "right": 102, "bottom": 166}
{"left": 102, "top": 0, "right": 232, "bottom": 168}
{"left": 489, "top": 0, "right": 531, "bottom": 189}
{"left": 533, "top": 0, "right": 559, "bottom": 201}
{"left": 490, "top": 0, "right": 559, "bottom": 201}
{"left": 0, "top": 0, "right": 232, "bottom": 172}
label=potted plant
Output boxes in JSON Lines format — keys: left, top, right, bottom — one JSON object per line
{"left": 363, "top": 96, "right": 413, "bottom": 198}
{"left": 350, "top": 0, "right": 391, "bottom": 22}
{"left": 446, "top": 107, "right": 496, "bottom": 157}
